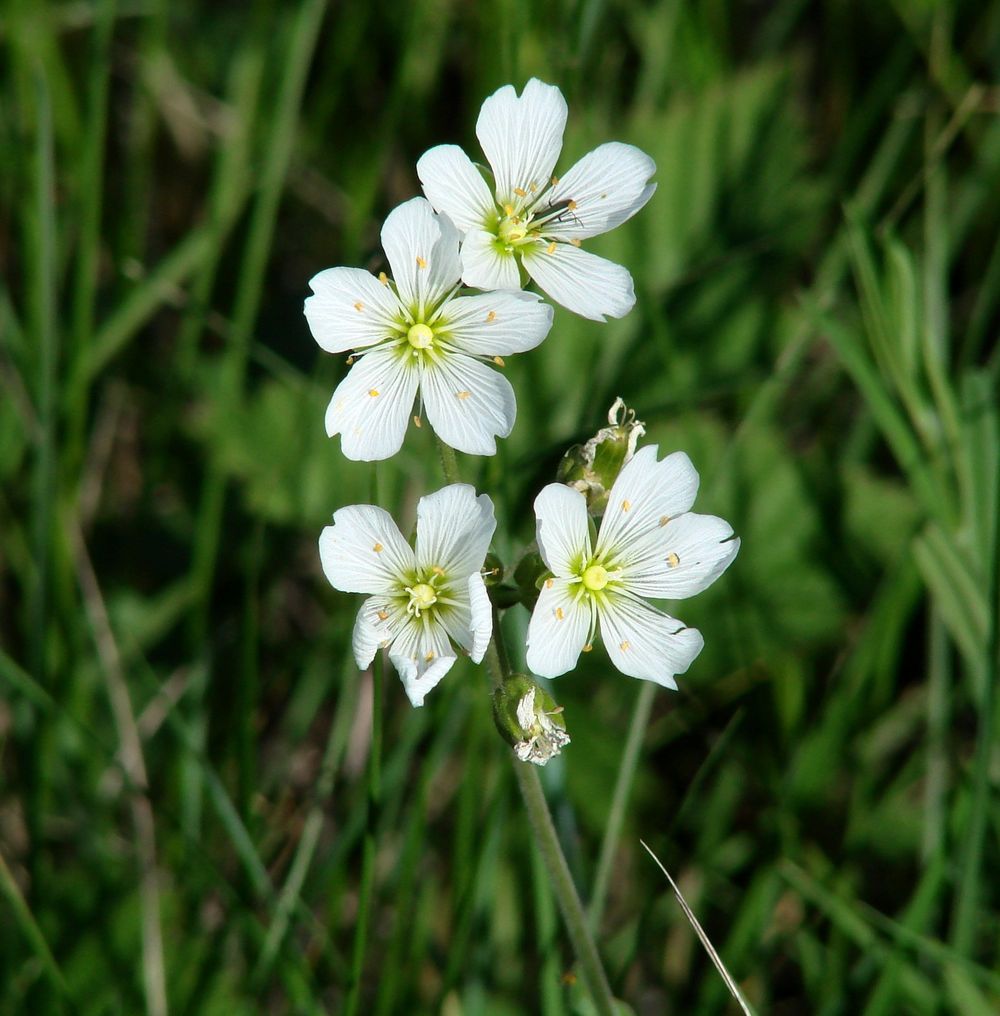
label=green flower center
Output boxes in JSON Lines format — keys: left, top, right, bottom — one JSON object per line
{"left": 407, "top": 323, "right": 434, "bottom": 349}
{"left": 581, "top": 564, "right": 609, "bottom": 591}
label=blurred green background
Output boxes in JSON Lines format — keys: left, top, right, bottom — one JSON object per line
{"left": 2, "top": 0, "right": 999, "bottom": 1012}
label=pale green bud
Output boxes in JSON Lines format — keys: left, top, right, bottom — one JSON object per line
{"left": 492, "top": 675, "right": 570, "bottom": 766}
{"left": 556, "top": 397, "right": 645, "bottom": 512}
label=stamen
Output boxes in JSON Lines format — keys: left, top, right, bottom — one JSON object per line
{"left": 368, "top": 389, "right": 380, "bottom": 397}
{"left": 424, "top": 650, "right": 435, "bottom": 662}
{"left": 659, "top": 515, "right": 670, "bottom": 527}
{"left": 551, "top": 176, "right": 559, "bottom": 186}
{"left": 373, "top": 542, "right": 383, "bottom": 553}
{"left": 667, "top": 552, "right": 680, "bottom": 568}
{"left": 620, "top": 640, "right": 630, "bottom": 651}
{"left": 583, "top": 643, "right": 593, "bottom": 653}
{"left": 378, "top": 271, "right": 389, "bottom": 285}
{"left": 514, "top": 186, "right": 527, "bottom": 197}
{"left": 546, "top": 242, "right": 557, "bottom": 254}
{"left": 415, "top": 255, "right": 427, "bottom": 269}
{"left": 503, "top": 203, "right": 514, "bottom": 216}
{"left": 493, "top": 356, "right": 505, "bottom": 366}
{"left": 621, "top": 499, "right": 631, "bottom": 511}
{"left": 353, "top": 301, "right": 364, "bottom": 312}
{"left": 555, "top": 607, "right": 564, "bottom": 621}
{"left": 486, "top": 310, "right": 497, "bottom": 322}
{"left": 567, "top": 200, "right": 578, "bottom": 211}
{"left": 413, "top": 415, "right": 422, "bottom": 427}
{"left": 346, "top": 356, "right": 354, "bottom": 365}
{"left": 377, "top": 610, "right": 389, "bottom": 621}
{"left": 570, "top": 239, "right": 581, "bottom": 247}
{"left": 545, "top": 578, "right": 554, "bottom": 589}
{"left": 456, "top": 390, "right": 471, "bottom": 400}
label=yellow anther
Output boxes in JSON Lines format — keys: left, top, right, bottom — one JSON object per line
{"left": 413, "top": 415, "right": 422, "bottom": 428}
{"left": 424, "top": 650, "right": 435, "bottom": 662}
{"left": 659, "top": 515, "right": 670, "bottom": 527}
{"left": 583, "top": 643, "right": 593, "bottom": 653}
{"left": 667, "top": 552, "right": 680, "bottom": 568}
{"left": 377, "top": 610, "right": 389, "bottom": 621}
{"left": 545, "top": 578, "right": 554, "bottom": 589}
{"left": 373, "top": 542, "right": 383, "bottom": 553}
{"left": 546, "top": 242, "right": 557, "bottom": 255}
{"left": 378, "top": 271, "right": 389, "bottom": 285}
{"left": 514, "top": 186, "right": 527, "bottom": 197}
{"left": 570, "top": 239, "right": 581, "bottom": 247}
{"left": 493, "top": 355, "right": 505, "bottom": 366}
{"left": 456, "top": 390, "right": 471, "bottom": 400}
{"left": 415, "top": 255, "right": 427, "bottom": 269}
{"left": 567, "top": 200, "right": 578, "bottom": 211}
{"left": 529, "top": 181, "right": 537, "bottom": 192}
{"left": 368, "top": 389, "right": 380, "bottom": 397}
{"left": 620, "top": 640, "right": 630, "bottom": 651}
{"left": 432, "top": 566, "right": 445, "bottom": 575}
{"left": 621, "top": 499, "right": 631, "bottom": 511}
{"left": 486, "top": 310, "right": 497, "bottom": 322}
{"left": 353, "top": 301, "right": 364, "bottom": 312}
{"left": 551, "top": 176, "right": 559, "bottom": 186}
{"left": 346, "top": 356, "right": 354, "bottom": 365}
{"left": 503, "top": 203, "right": 515, "bottom": 216}
{"left": 555, "top": 607, "right": 564, "bottom": 621}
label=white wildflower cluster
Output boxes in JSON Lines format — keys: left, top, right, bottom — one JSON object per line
{"left": 307, "top": 80, "right": 739, "bottom": 761}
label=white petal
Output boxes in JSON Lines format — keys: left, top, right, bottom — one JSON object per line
{"left": 304, "top": 267, "right": 403, "bottom": 354}
{"left": 598, "top": 593, "right": 703, "bottom": 688}
{"left": 319, "top": 505, "right": 414, "bottom": 595}
{"left": 415, "top": 483, "right": 496, "bottom": 577}
{"left": 351, "top": 597, "right": 406, "bottom": 670}
{"left": 324, "top": 345, "right": 418, "bottom": 461}
{"left": 420, "top": 353, "right": 516, "bottom": 455}
{"left": 460, "top": 228, "right": 523, "bottom": 292}
{"left": 417, "top": 144, "right": 495, "bottom": 233}
{"left": 476, "top": 78, "right": 567, "bottom": 207}
{"left": 437, "top": 290, "right": 553, "bottom": 356}
{"left": 623, "top": 513, "right": 739, "bottom": 600}
{"left": 545, "top": 142, "right": 656, "bottom": 240}
{"left": 381, "top": 197, "right": 461, "bottom": 314}
{"left": 596, "top": 446, "right": 700, "bottom": 559}
{"left": 525, "top": 578, "right": 593, "bottom": 677}
{"left": 467, "top": 572, "right": 493, "bottom": 663}
{"left": 389, "top": 617, "right": 456, "bottom": 706}
{"left": 533, "top": 483, "right": 591, "bottom": 577}
{"left": 521, "top": 242, "right": 635, "bottom": 321}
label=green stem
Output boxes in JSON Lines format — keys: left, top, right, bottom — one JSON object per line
{"left": 483, "top": 613, "right": 616, "bottom": 1016}
{"left": 588, "top": 680, "right": 656, "bottom": 932}
{"left": 345, "top": 648, "right": 384, "bottom": 1016}
{"left": 438, "top": 438, "right": 461, "bottom": 484}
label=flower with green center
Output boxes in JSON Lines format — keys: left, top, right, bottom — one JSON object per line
{"left": 525, "top": 445, "right": 740, "bottom": 687}
{"left": 305, "top": 197, "right": 554, "bottom": 461}
{"left": 320, "top": 484, "right": 496, "bottom": 705}
{"left": 416, "top": 78, "right": 656, "bottom": 321}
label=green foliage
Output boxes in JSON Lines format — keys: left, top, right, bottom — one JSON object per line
{"left": 1, "top": 0, "right": 999, "bottom": 1012}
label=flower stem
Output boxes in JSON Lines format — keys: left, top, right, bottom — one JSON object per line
{"left": 484, "top": 617, "right": 617, "bottom": 1015}
{"left": 436, "top": 433, "right": 617, "bottom": 1015}
{"left": 345, "top": 647, "right": 383, "bottom": 1016}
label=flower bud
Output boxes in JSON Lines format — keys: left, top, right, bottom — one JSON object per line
{"left": 556, "top": 397, "right": 645, "bottom": 512}
{"left": 492, "top": 675, "right": 570, "bottom": 766}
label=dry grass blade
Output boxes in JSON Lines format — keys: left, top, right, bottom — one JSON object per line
{"left": 639, "top": 839, "right": 755, "bottom": 1016}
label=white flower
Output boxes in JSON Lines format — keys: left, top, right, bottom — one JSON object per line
{"left": 319, "top": 484, "right": 496, "bottom": 706}
{"left": 417, "top": 78, "right": 656, "bottom": 322}
{"left": 525, "top": 446, "right": 739, "bottom": 687}
{"left": 305, "top": 197, "right": 553, "bottom": 461}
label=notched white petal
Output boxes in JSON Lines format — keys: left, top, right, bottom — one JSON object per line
{"left": 439, "top": 291, "right": 553, "bottom": 356}
{"left": 460, "top": 229, "right": 523, "bottom": 292}
{"left": 546, "top": 142, "right": 656, "bottom": 240}
{"left": 476, "top": 78, "right": 568, "bottom": 208}
{"left": 319, "top": 504, "right": 414, "bottom": 595}
{"left": 533, "top": 483, "right": 591, "bottom": 576}
{"left": 325, "top": 346, "right": 418, "bottom": 461}
{"left": 304, "top": 266, "right": 402, "bottom": 354}
{"left": 525, "top": 579, "right": 592, "bottom": 678}
{"left": 415, "top": 483, "right": 497, "bottom": 577}
{"left": 421, "top": 353, "right": 516, "bottom": 456}
{"left": 599, "top": 594, "right": 703, "bottom": 688}
{"left": 389, "top": 619, "right": 456, "bottom": 707}
{"left": 417, "top": 144, "right": 495, "bottom": 233}
{"left": 381, "top": 197, "right": 461, "bottom": 313}
{"left": 522, "top": 242, "right": 635, "bottom": 321}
